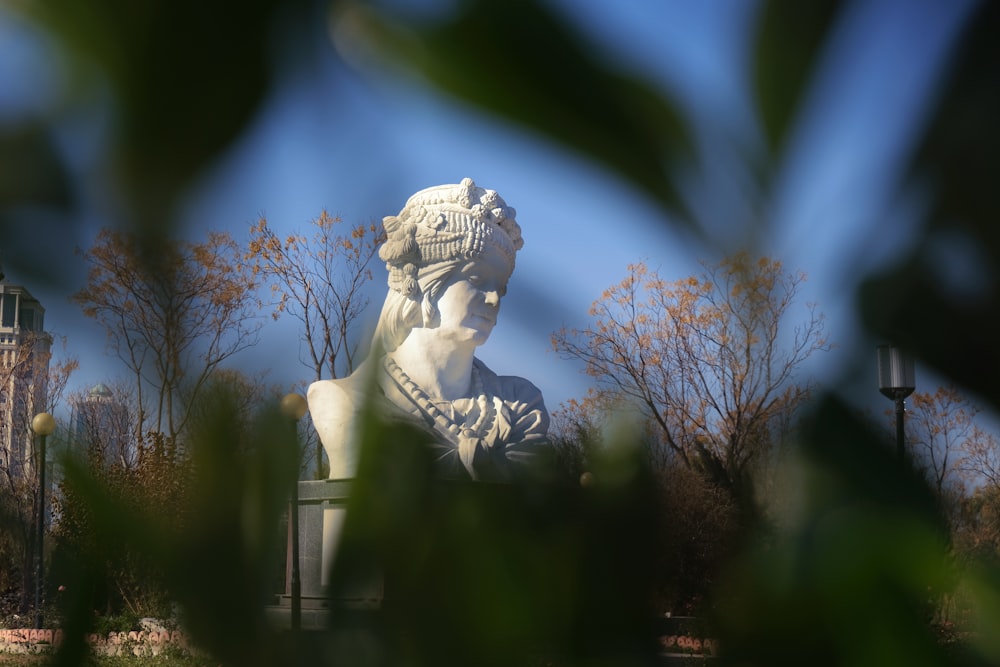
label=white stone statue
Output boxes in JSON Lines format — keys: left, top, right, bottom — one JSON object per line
{"left": 308, "top": 178, "right": 551, "bottom": 481}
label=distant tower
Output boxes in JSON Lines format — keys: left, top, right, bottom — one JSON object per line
{"left": 0, "top": 283, "right": 52, "bottom": 481}
{"left": 71, "top": 383, "right": 133, "bottom": 468}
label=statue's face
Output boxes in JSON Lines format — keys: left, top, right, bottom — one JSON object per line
{"left": 432, "top": 244, "right": 511, "bottom": 346}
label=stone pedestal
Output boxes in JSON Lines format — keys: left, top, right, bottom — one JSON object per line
{"left": 276, "top": 479, "right": 382, "bottom": 623}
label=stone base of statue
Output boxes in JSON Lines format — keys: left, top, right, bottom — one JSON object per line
{"left": 266, "top": 479, "right": 382, "bottom": 630}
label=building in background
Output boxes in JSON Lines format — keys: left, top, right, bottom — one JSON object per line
{"left": 71, "top": 383, "right": 134, "bottom": 469}
{"left": 0, "top": 283, "right": 52, "bottom": 481}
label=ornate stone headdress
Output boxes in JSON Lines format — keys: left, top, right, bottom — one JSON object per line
{"left": 379, "top": 178, "right": 524, "bottom": 297}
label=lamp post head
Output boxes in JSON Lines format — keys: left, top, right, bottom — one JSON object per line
{"left": 281, "top": 393, "right": 308, "bottom": 421}
{"left": 877, "top": 345, "right": 915, "bottom": 400}
{"left": 32, "top": 413, "right": 56, "bottom": 436}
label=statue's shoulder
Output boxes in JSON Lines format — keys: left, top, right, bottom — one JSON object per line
{"left": 308, "top": 359, "right": 382, "bottom": 410}
{"left": 307, "top": 376, "right": 365, "bottom": 411}
{"left": 307, "top": 366, "right": 382, "bottom": 479}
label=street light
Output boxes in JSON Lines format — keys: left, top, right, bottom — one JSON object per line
{"left": 877, "top": 345, "right": 915, "bottom": 463}
{"left": 31, "top": 412, "right": 55, "bottom": 630}
{"left": 280, "top": 393, "right": 308, "bottom": 632}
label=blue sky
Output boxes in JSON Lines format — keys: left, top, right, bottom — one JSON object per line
{"left": 0, "top": 0, "right": 980, "bottom": 419}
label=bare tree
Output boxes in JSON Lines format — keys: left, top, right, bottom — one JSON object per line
{"left": 552, "top": 253, "right": 830, "bottom": 498}
{"left": 73, "top": 228, "right": 262, "bottom": 442}
{"left": 246, "top": 212, "right": 383, "bottom": 383}
{"left": 904, "top": 385, "right": 976, "bottom": 495}
{"left": 950, "top": 418, "right": 1000, "bottom": 565}
{"left": 959, "top": 427, "right": 1000, "bottom": 491}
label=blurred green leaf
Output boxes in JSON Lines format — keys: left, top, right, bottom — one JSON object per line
{"left": 335, "top": 0, "right": 695, "bottom": 224}
{"left": 713, "top": 398, "right": 960, "bottom": 667}
{"left": 753, "top": 0, "right": 842, "bottom": 154}
{"left": 52, "top": 389, "right": 298, "bottom": 666}
{"left": 325, "top": 395, "right": 662, "bottom": 666}
{"left": 15, "top": 0, "right": 311, "bottom": 235}
{"left": 859, "top": 2, "right": 1000, "bottom": 410}
{"left": 0, "top": 122, "right": 73, "bottom": 210}
{"left": 160, "top": 399, "right": 298, "bottom": 665}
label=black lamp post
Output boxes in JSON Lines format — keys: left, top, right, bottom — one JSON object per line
{"left": 877, "top": 345, "right": 915, "bottom": 463}
{"left": 31, "top": 412, "right": 55, "bottom": 630}
{"left": 280, "top": 393, "right": 308, "bottom": 632}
